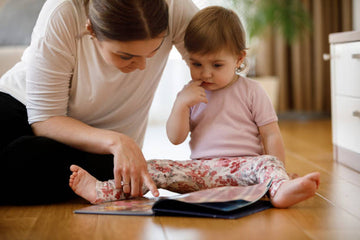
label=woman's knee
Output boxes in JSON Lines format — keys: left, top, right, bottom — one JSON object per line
{"left": 3, "top": 136, "right": 79, "bottom": 167}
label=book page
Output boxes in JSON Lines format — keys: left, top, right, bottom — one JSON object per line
{"left": 74, "top": 198, "right": 156, "bottom": 216}
{"left": 171, "top": 179, "right": 272, "bottom": 203}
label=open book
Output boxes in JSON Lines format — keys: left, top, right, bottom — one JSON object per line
{"left": 74, "top": 179, "right": 273, "bottom": 219}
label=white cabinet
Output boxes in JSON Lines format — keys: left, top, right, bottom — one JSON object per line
{"left": 330, "top": 31, "right": 360, "bottom": 172}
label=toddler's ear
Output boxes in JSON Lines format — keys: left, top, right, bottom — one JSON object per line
{"left": 236, "top": 50, "right": 247, "bottom": 67}
{"left": 238, "top": 50, "right": 247, "bottom": 61}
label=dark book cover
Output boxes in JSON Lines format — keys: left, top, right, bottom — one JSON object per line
{"left": 74, "top": 179, "right": 273, "bottom": 219}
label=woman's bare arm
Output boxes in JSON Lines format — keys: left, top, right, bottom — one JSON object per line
{"left": 32, "top": 116, "right": 159, "bottom": 197}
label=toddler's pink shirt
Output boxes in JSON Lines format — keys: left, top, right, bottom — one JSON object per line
{"left": 189, "top": 76, "right": 278, "bottom": 159}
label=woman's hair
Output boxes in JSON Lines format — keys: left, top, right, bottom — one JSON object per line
{"left": 184, "top": 6, "right": 246, "bottom": 55}
{"left": 83, "top": 0, "right": 168, "bottom": 41}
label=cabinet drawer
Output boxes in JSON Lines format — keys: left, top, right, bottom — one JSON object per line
{"left": 333, "top": 96, "right": 360, "bottom": 153}
{"left": 331, "top": 41, "right": 360, "bottom": 97}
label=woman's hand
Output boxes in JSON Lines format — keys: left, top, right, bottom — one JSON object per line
{"left": 111, "top": 133, "right": 159, "bottom": 198}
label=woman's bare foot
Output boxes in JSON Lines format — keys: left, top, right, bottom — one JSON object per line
{"left": 271, "top": 172, "right": 320, "bottom": 208}
{"left": 69, "top": 165, "right": 97, "bottom": 203}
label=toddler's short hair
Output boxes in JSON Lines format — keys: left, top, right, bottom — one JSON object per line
{"left": 184, "top": 6, "right": 246, "bottom": 55}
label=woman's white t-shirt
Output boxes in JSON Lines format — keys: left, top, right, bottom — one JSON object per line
{"left": 0, "top": 0, "right": 198, "bottom": 147}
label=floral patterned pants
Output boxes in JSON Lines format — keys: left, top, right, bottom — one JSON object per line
{"left": 94, "top": 155, "right": 289, "bottom": 204}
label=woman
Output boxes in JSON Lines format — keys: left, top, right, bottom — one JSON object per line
{"left": 0, "top": 0, "right": 198, "bottom": 204}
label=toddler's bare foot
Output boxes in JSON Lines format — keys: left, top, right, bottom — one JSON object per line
{"left": 69, "top": 165, "right": 97, "bottom": 204}
{"left": 271, "top": 172, "right": 320, "bottom": 208}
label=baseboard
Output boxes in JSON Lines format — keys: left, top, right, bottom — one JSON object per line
{"left": 277, "top": 111, "right": 331, "bottom": 121}
{"left": 334, "top": 144, "right": 360, "bottom": 173}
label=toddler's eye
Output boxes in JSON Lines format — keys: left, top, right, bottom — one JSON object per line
{"left": 192, "top": 62, "right": 202, "bottom": 67}
{"left": 214, "top": 64, "right": 223, "bottom": 68}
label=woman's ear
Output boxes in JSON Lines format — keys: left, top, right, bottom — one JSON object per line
{"left": 86, "top": 19, "right": 95, "bottom": 37}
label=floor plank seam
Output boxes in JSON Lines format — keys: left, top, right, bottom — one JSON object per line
{"left": 285, "top": 150, "right": 331, "bottom": 174}
{"left": 315, "top": 192, "right": 335, "bottom": 207}
{"left": 281, "top": 204, "right": 319, "bottom": 240}
{"left": 159, "top": 219, "right": 169, "bottom": 240}
{"left": 316, "top": 192, "right": 360, "bottom": 221}
{"left": 286, "top": 150, "right": 360, "bottom": 186}
{"left": 286, "top": 150, "right": 360, "bottom": 221}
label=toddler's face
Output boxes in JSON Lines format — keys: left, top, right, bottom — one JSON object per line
{"left": 188, "top": 49, "right": 243, "bottom": 91}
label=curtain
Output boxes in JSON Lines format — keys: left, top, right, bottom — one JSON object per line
{"left": 253, "top": 0, "right": 353, "bottom": 114}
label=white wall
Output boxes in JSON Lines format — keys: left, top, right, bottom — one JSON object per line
{"left": 148, "top": 49, "right": 190, "bottom": 125}
{"left": 354, "top": 0, "right": 360, "bottom": 31}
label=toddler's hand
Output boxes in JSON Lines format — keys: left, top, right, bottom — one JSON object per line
{"left": 176, "top": 80, "right": 208, "bottom": 108}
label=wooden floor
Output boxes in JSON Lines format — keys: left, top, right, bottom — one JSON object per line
{"left": 1, "top": 119, "right": 360, "bottom": 240}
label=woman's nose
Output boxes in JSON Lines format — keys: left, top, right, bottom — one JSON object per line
{"left": 136, "top": 57, "right": 146, "bottom": 70}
